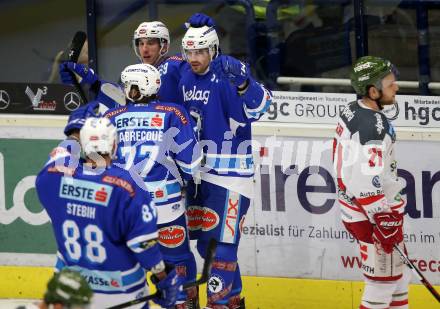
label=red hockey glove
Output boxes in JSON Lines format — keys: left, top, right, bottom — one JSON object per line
{"left": 372, "top": 211, "right": 404, "bottom": 254}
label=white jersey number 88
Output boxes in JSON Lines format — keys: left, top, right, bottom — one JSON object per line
{"left": 63, "top": 220, "right": 107, "bottom": 263}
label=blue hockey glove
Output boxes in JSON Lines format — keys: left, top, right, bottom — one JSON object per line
{"left": 64, "top": 101, "right": 100, "bottom": 136}
{"left": 59, "top": 62, "right": 98, "bottom": 85}
{"left": 210, "top": 55, "right": 250, "bottom": 87}
{"left": 151, "top": 267, "right": 184, "bottom": 308}
{"left": 187, "top": 13, "right": 215, "bottom": 28}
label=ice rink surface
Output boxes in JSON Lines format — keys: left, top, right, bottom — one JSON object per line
{"left": 0, "top": 299, "right": 38, "bottom": 308}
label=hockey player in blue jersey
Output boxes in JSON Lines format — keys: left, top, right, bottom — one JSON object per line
{"left": 104, "top": 63, "right": 202, "bottom": 309}
{"left": 59, "top": 21, "right": 185, "bottom": 108}
{"left": 58, "top": 14, "right": 216, "bottom": 112}
{"left": 35, "top": 117, "right": 183, "bottom": 309}
{"left": 179, "top": 23, "right": 272, "bottom": 308}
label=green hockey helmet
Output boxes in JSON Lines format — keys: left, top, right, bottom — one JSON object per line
{"left": 350, "top": 56, "right": 396, "bottom": 96}
{"left": 44, "top": 269, "right": 93, "bottom": 307}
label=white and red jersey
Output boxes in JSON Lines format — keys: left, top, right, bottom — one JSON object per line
{"left": 332, "top": 100, "right": 405, "bottom": 223}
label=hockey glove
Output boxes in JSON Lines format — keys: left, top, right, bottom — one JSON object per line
{"left": 151, "top": 266, "right": 184, "bottom": 308}
{"left": 210, "top": 55, "right": 250, "bottom": 87}
{"left": 372, "top": 211, "right": 404, "bottom": 254}
{"left": 64, "top": 101, "right": 100, "bottom": 136}
{"left": 187, "top": 13, "right": 215, "bottom": 28}
{"left": 59, "top": 62, "right": 98, "bottom": 85}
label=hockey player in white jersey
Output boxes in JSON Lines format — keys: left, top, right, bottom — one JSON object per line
{"left": 104, "top": 64, "right": 202, "bottom": 309}
{"left": 179, "top": 21, "right": 272, "bottom": 308}
{"left": 332, "top": 56, "right": 410, "bottom": 309}
{"left": 36, "top": 117, "right": 183, "bottom": 309}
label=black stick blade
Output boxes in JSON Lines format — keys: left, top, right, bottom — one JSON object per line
{"left": 200, "top": 238, "right": 217, "bottom": 282}
{"left": 68, "top": 31, "right": 87, "bottom": 62}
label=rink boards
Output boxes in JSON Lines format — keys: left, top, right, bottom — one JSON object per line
{"left": 1, "top": 96, "right": 440, "bottom": 308}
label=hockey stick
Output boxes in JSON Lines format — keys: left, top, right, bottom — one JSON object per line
{"left": 350, "top": 198, "right": 440, "bottom": 302}
{"left": 107, "top": 238, "right": 217, "bottom": 309}
{"left": 393, "top": 244, "right": 440, "bottom": 302}
{"left": 66, "top": 31, "right": 88, "bottom": 103}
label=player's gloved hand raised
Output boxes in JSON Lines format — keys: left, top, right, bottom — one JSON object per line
{"left": 151, "top": 266, "right": 184, "bottom": 308}
{"left": 210, "top": 55, "right": 250, "bottom": 87}
{"left": 372, "top": 211, "right": 404, "bottom": 254}
{"left": 186, "top": 13, "right": 215, "bottom": 28}
{"left": 59, "top": 61, "right": 98, "bottom": 85}
{"left": 64, "top": 101, "right": 100, "bottom": 136}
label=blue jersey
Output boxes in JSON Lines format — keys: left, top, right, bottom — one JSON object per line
{"left": 179, "top": 69, "right": 271, "bottom": 180}
{"left": 104, "top": 101, "right": 201, "bottom": 224}
{"left": 36, "top": 149, "right": 162, "bottom": 295}
{"left": 157, "top": 55, "right": 190, "bottom": 103}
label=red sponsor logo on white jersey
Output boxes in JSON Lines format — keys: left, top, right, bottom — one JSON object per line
{"left": 95, "top": 187, "right": 108, "bottom": 202}
{"left": 360, "top": 244, "right": 368, "bottom": 261}
{"left": 155, "top": 189, "right": 164, "bottom": 198}
{"left": 187, "top": 206, "right": 203, "bottom": 231}
{"left": 202, "top": 208, "right": 219, "bottom": 231}
{"left": 158, "top": 225, "right": 186, "bottom": 248}
{"left": 151, "top": 114, "right": 163, "bottom": 127}
{"left": 223, "top": 193, "right": 240, "bottom": 241}
{"left": 336, "top": 123, "right": 344, "bottom": 136}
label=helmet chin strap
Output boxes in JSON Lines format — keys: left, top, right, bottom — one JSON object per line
{"left": 154, "top": 40, "right": 168, "bottom": 66}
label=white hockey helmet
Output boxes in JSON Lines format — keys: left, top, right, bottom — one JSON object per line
{"left": 133, "top": 21, "right": 170, "bottom": 60}
{"left": 182, "top": 26, "right": 219, "bottom": 60}
{"left": 80, "top": 117, "right": 117, "bottom": 157}
{"left": 120, "top": 63, "right": 161, "bottom": 102}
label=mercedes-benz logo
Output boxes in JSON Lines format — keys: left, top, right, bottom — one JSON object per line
{"left": 0, "top": 90, "right": 10, "bottom": 110}
{"left": 64, "top": 92, "right": 81, "bottom": 111}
